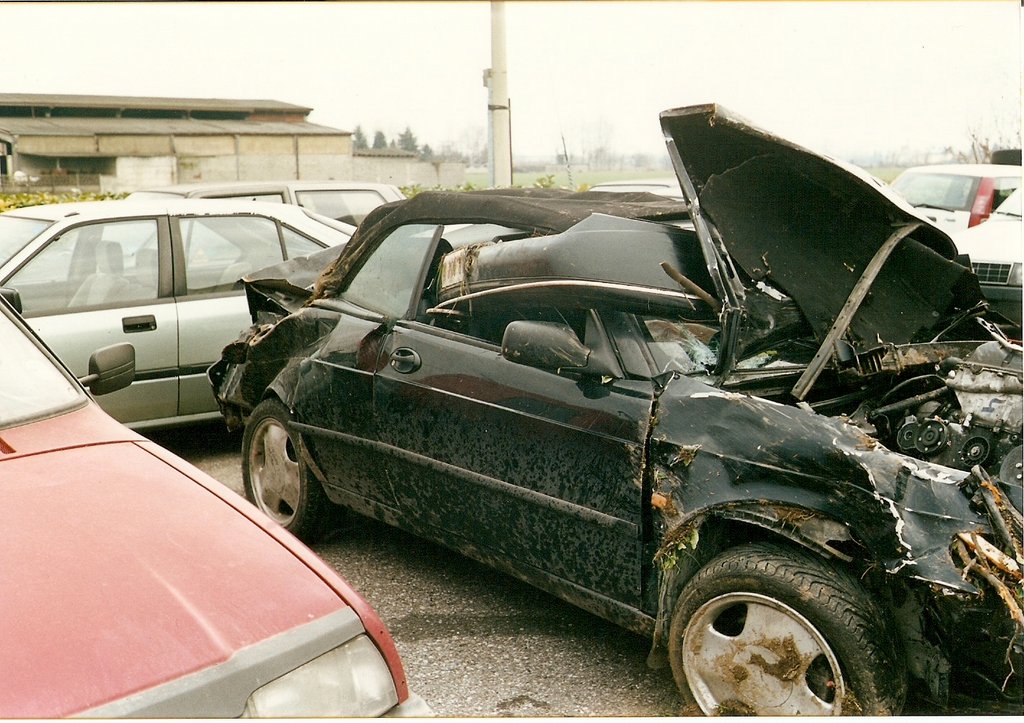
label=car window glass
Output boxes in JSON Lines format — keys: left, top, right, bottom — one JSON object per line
{"left": 0, "top": 216, "right": 53, "bottom": 265}
{"left": 0, "top": 309, "right": 82, "bottom": 427}
{"left": 995, "top": 189, "right": 1021, "bottom": 217}
{"left": 431, "top": 294, "right": 586, "bottom": 349}
{"left": 992, "top": 178, "right": 1019, "bottom": 210}
{"left": 281, "top": 226, "right": 323, "bottom": 259}
{"left": 340, "top": 224, "right": 438, "bottom": 317}
{"left": 295, "top": 190, "right": 384, "bottom": 225}
{"left": 179, "top": 215, "right": 283, "bottom": 294}
{"left": 891, "top": 173, "right": 978, "bottom": 212}
{"left": 8, "top": 219, "right": 159, "bottom": 314}
{"left": 637, "top": 314, "right": 719, "bottom": 375}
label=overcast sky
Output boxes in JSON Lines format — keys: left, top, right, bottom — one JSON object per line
{"left": 6, "top": 1, "right": 1021, "bottom": 163}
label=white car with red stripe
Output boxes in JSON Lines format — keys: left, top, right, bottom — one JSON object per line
{"left": 890, "top": 162, "right": 1019, "bottom": 231}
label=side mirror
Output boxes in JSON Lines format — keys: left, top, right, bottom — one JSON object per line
{"left": 502, "top": 320, "right": 589, "bottom": 371}
{"left": 79, "top": 342, "right": 135, "bottom": 395}
{"left": 501, "top": 321, "right": 619, "bottom": 377}
{"left": 0, "top": 287, "right": 22, "bottom": 314}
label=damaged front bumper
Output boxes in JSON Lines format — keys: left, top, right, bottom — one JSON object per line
{"left": 647, "top": 380, "right": 1023, "bottom": 705}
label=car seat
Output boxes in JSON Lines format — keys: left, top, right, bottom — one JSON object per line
{"left": 69, "top": 240, "right": 131, "bottom": 307}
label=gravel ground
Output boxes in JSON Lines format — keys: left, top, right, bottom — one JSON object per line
{"left": 148, "top": 422, "right": 682, "bottom": 716}
{"left": 146, "top": 421, "right": 1019, "bottom": 717}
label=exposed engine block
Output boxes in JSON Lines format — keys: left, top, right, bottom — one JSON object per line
{"left": 869, "top": 341, "right": 1023, "bottom": 490}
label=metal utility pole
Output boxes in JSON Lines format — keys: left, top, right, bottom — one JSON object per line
{"left": 484, "top": 0, "right": 512, "bottom": 187}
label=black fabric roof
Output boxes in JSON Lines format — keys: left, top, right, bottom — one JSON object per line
{"left": 313, "top": 188, "right": 690, "bottom": 299}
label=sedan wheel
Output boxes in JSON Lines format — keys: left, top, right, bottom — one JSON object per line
{"left": 682, "top": 592, "right": 845, "bottom": 715}
{"left": 242, "top": 398, "right": 329, "bottom": 542}
{"left": 668, "top": 542, "right": 906, "bottom": 716}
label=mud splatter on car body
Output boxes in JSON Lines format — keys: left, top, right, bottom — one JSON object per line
{"left": 211, "top": 105, "right": 1022, "bottom": 713}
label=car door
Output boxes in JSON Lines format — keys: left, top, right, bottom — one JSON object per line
{"left": 2, "top": 215, "right": 178, "bottom": 424}
{"left": 291, "top": 223, "right": 442, "bottom": 514}
{"left": 373, "top": 301, "right": 654, "bottom": 607}
{"left": 172, "top": 213, "right": 325, "bottom": 417}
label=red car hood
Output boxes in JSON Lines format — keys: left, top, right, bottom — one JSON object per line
{"left": 0, "top": 407, "right": 347, "bottom": 717}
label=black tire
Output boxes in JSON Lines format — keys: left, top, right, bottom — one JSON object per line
{"left": 241, "top": 398, "right": 330, "bottom": 543}
{"left": 667, "top": 542, "right": 905, "bottom": 716}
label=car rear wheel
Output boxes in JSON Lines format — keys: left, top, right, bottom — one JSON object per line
{"left": 242, "top": 398, "right": 329, "bottom": 542}
{"left": 667, "top": 542, "right": 905, "bottom": 716}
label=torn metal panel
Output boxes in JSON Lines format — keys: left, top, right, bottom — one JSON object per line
{"left": 648, "top": 374, "right": 988, "bottom": 592}
{"left": 659, "top": 103, "right": 957, "bottom": 257}
{"left": 702, "top": 157, "right": 982, "bottom": 349}
{"left": 242, "top": 244, "right": 348, "bottom": 316}
{"left": 791, "top": 221, "right": 924, "bottom": 400}
{"left": 209, "top": 305, "right": 345, "bottom": 425}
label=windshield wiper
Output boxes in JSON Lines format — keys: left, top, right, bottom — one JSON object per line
{"left": 913, "top": 202, "right": 962, "bottom": 213}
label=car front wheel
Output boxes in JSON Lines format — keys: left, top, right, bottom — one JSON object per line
{"left": 667, "top": 541, "right": 905, "bottom": 716}
{"left": 242, "top": 398, "right": 329, "bottom": 542}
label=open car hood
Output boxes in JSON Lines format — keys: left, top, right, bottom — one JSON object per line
{"left": 659, "top": 103, "right": 985, "bottom": 351}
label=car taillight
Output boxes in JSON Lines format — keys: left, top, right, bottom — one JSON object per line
{"left": 968, "top": 177, "right": 996, "bottom": 227}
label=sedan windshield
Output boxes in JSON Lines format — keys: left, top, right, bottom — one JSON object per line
{"left": 0, "top": 307, "right": 83, "bottom": 428}
{"left": 891, "top": 173, "right": 979, "bottom": 212}
{"left": 0, "top": 215, "right": 54, "bottom": 265}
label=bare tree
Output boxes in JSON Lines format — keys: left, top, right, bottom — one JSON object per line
{"left": 945, "top": 122, "right": 1020, "bottom": 163}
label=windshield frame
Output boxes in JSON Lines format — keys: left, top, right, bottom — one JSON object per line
{"left": 0, "top": 214, "right": 55, "bottom": 266}
{"left": 0, "top": 301, "right": 87, "bottom": 430}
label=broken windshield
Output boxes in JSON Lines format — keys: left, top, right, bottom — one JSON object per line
{"left": 639, "top": 315, "right": 718, "bottom": 375}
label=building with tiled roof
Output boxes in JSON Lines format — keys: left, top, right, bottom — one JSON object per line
{"left": 0, "top": 93, "right": 463, "bottom": 192}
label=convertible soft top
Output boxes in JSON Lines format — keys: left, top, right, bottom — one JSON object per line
{"left": 312, "top": 188, "right": 691, "bottom": 299}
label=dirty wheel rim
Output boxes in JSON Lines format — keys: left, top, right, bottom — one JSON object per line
{"left": 248, "top": 416, "right": 300, "bottom": 527}
{"left": 682, "top": 591, "right": 846, "bottom": 715}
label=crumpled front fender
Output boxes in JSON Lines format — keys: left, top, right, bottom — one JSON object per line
{"left": 209, "top": 306, "right": 344, "bottom": 428}
{"left": 649, "top": 376, "right": 987, "bottom": 593}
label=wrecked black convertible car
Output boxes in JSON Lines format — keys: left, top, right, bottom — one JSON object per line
{"left": 211, "top": 104, "right": 1023, "bottom": 715}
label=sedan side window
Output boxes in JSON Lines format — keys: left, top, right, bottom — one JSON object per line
{"left": 281, "top": 226, "right": 323, "bottom": 259}
{"left": 992, "top": 177, "right": 1019, "bottom": 210}
{"left": 295, "top": 190, "right": 385, "bottom": 225}
{"left": 8, "top": 219, "right": 159, "bottom": 315}
{"left": 179, "top": 215, "right": 284, "bottom": 294}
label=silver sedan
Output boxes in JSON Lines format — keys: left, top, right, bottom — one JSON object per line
{"left": 0, "top": 198, "right": 351, "bottom": 428}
